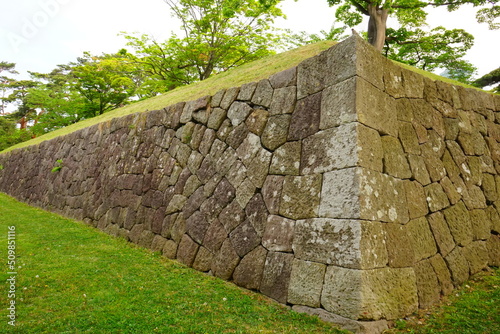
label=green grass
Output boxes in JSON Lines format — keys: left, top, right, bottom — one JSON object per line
{"left": 0, "top": 192, "right": 346, "bottom": 334}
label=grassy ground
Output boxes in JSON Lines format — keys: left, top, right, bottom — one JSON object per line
{"left": 0, "top": 192, "right": 346, "bottom": 334}
{"left": 0, "top": 195, "right": 499, "bottom": 334}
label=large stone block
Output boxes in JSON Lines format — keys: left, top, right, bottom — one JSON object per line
{"left": 288, "top": 259, "right": 326, "bottom": 307}
{"left": 444, "top": 246, "right": 470, "bottom": 285}
{"left": 301, "top": 123, "right": 357, "bottom": 175}
{"left": 414, "top": 259, "right": 441, "bottom": 309}
{"left": 356, "top": 77, "right": 398, "bottom": 137}
{"left": 443, "top": 201, "right": 473, "bottom": 247}
{"left": 384, "top": 223, "right": 416, "bottom": 268}
{"left": 233, "top": 246, "right": 267, "bottom": 290}
{"left": 428, "top": 212, "right": 455, "bottom": 257}
{"left": 270, "top": 141, "right": 301, "bottom": 175}
{"left": 381, "top": 136, "right": 412, "bottom": 179}
{"left": 261, "top": 114, "right": 291, "bottom": 151}
{"left": 406, "top": 217, "right": 438, "bottom": 262}
{"left": 359, "top": 169, "right": 409, "bottom": 224}
{"left": 279, "top": 175, "right": 322, "bottom": 219}
{"left": 293, "top": 218, "right": 387, "bottom": 269}
{"left": 262, "top": 215, "right": 295, "bottom": 252}
{"left": 320, "top": 77, "right": 356, "bottom": 129}
{"left": 260, "top": 251, "right": 293, "bottom": 303}
{"left": 321, "top": 266, "right": 418, "bottom": 320}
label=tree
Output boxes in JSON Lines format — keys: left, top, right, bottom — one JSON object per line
{"left": 71, "top": 51, "right": 137, "bottom": 116}
{"left": 326, "top": 0, "right": 499, "bottom": 51}
{"left": 384, "top": 26, "right": 477, "bottom": 82}
{"left": 162, "top": 0, "right": 285, "bottom": 80}
{"left": 473, "top": 67, "right": 500, "bottom": 92}
{"left": 0, "top": 61, "right": 18, "bottom": 115}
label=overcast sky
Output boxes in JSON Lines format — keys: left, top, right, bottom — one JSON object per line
{"left": 0, "top": 0, "right": 498, "bottom": 79}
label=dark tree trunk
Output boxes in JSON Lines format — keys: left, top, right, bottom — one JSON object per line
{"left": 367, "top": 5, "right": 389, "bottom": 51}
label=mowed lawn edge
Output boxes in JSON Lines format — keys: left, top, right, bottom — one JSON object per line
{"left": 0, "top": 192, "right": 346, "bottom": 334}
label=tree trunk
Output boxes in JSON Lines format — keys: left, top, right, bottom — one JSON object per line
{"left": 367, "top": 5, "right": 389, "bottom": 51}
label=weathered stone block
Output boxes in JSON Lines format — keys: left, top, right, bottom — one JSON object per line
{"left": 269, "top": 66, "right": 296, "bottom": 89}
{"left": 227, "top": 101, "right": 253, "bottom": 127}
{"left": 245, "top": 193, "right": 268, "bottom": 236}
{"left": 269, "top": 86, "right": 296, "bottom": 115}
{"left": 288, "top": 92, "right": 321, "bottom": 141}
{"left": 414, "top": 259, "right": 441, "bottom": 309}
{"left": 469, "top": 209, "right": 492, "bottom": 240}
{"left": 357, "top": 77, "right": 398, "bottom": 137}
{"left": 251, "top": 79, "right": 273, "bottom": 108}
{"left": 229, "top": 219, "right": 261, "bottom": 257}
{"left": 443, "top": 201, "right": 473, "bottom": 247}
{"left": 192, "top": 246, "right": 214, "bottom": 272}
{"left": 220, "top": 87, "right": 239, "bottom": 110}
{"left": 246, "top": 147, "right": 272, "bottom": 188}
{"left": 261, "top": 175, "right": 284, "bottom": 215}
{"left": 406, "top": 217, "right": 438, "bottom": 262}
{"left": 429, "top": 254, "right": 454, "bottom": 296}
{"left": 233, "top": 246, "right": 267, "bottom": 290}
{"left": 262, "top": 215, "right": 295, "bottom": 252}
{"left": 320, "top": 77, "right": 356, "bottom": 129}
{"left": 321, "top": 266, "right": 418, "bottom": 320}
{"left": 444, "top": 246, "right": 469, "bottom": 285}
{"left": 162, "top": 239, "right": 178, "bottom": 259}
{"left": 288, "top": 259, "right": 326, "bottom": 307}
{"left": 260, "top": 251, "right": 293, "bottom": 303}
{"left": 212, "top": 239, "right": 240, "bottom": 280}
{"left": 301, "top": 123, "right": 357, "bottom": 175}
{"left": 279, "top": 175, "right": 322, "bottom": 220}
{"left": 320, "top": 168, "right": 360, "bottom": 219}
{"left": 219, "top": 200, "right": 246, "bottom": 233}
{"left": 293, "top": 218, "right": 387, "bottom": 269}
{"left": 487, "top": 234, "right": 500, "bottom": 266}
{"left": 237, "top": 82, "right": 257, "bottom": 101}
{"left": 381, "top": 136, "right": 412, "bottom": 179}
{"left": 261, "top": 114, "right": 291, "bottom": 151}
{"left": 177, "top": 234, "right": 199, "bottom": 267}
{"left": 384, "top": 223, "right": 416, "bottom": 268}
{"left": 425, "top": 183, "right": 450, "bottom": 213}
{"left": 357, "top": 124, "right": 384, "bottom": 172}
{"left": 359, "top": 169, "right": 409, "bottom": 224}
{"left": 428, "top": 212, "right": 455, "bottom": 257}
{"left": 403, "top": 180, "right": 429, "bottom": 219}
{"left": 408, "top": 154, "right": 432, "bottom": 186}
{"left": 270, "top": 141, "right": 301, "bottom": 175}
{"left": 202, "top": 219, "right": 227, "bottom": 253}
{"left": 245, "top": 108, "right": 269, "bottom": 135}
{"left": 463, "top": 241, "right": 488, "bottom": 275}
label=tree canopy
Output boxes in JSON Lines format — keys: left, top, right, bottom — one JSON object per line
{"left": 326, "top": 0, "right": 499, "bottom": 51}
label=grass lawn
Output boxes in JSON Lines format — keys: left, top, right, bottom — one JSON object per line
{"left": 0, "top": 192, "right": 346, "bottom": 334}
{"left": 1, "top": 193, "right": 498, "bottom": 334}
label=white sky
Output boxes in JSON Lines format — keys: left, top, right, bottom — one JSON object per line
{"left": 0, "top": 0, "right": 498, "bottom": 80}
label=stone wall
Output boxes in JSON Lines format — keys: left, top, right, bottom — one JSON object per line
{"left": 0, "top": 35, "right": 499, "bottom": 332}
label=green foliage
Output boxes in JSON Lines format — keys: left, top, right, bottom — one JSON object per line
{"left": 325, "top": 0, "right": 498, "bottom": 76}
{"left": 473, "top": 67, "right": 500, "bottom": 92}
{"left": 0, "top": 115, "right": 32, "bottom": 151}
{"left": 51, "top": 159, "right": 63, "bottom": 173}
{"left": 71, "top": 52, "right": 137, "bottom": 116}
{"left": 0, "top": 193, "right": 346, "bottom": 333}
{"left": 385, "top": 26, "right": 477, "bottom": 82}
